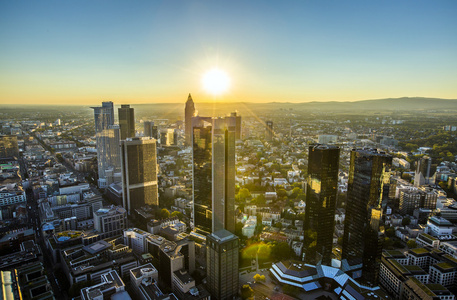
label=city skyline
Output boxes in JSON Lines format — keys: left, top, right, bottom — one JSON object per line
{"left": 1, "top": 1, "right": 457, "bottom": 105}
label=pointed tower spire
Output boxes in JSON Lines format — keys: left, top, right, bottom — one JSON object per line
{"left": 185, "top": 93, "right": 196, "bottom": 146}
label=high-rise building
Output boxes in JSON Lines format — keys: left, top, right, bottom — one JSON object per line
{"left": 230, "top": 112, "right": 242, "bottom": 140}
{"left": 92, "top": 101, "right": 116, "bottom": 188}
{"left": 414, "top": 156, "right": 436, "bottom": 187}
{"left": 185, "top": 93, "right": 195, "bottom": 146}
{"left": 143, "top": 121, "right": 158, "bottom": 139}
{"left": 206, "top": 229, "right": 239, "bottom": 300}
{"left": 304, "top": 144, "right": 340, "bottom": 266}
{"left": 120, "top": 137, "right": 158, "bottom": 214}
{"left": 118, "top": 104, "right": 135, "bottom": 140}
{"left": 192, "top": 116, "right": 236, "bottom": 235}
{"left": 0, "top": 135, "right": 19, "bottom": 158}
{"left": 342, "top": 149, "right": 392, "bottom": 286}
{"left": 265, "top": 120, "right": 274, "bottom": 141}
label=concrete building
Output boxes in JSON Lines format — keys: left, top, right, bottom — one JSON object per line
{"left": 93, "top": 206, "right": 127, "bottom": 238}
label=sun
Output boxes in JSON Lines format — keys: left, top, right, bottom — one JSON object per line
{"left": 202, "top": 68, "right": 230, "bottom": 95}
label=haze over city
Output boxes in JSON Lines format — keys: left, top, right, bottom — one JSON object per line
{"left": 1, "top": 1, "right": 457, "bottom": 105}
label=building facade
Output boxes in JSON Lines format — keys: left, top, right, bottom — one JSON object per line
{"left": 342, "top": 148, "right": 392, "bottom": 286}
{"left": 206, "top": 229, "right": 239, "bottom": 300}
{"left": 304, "top": 144, "right": 340, "bottom": 266}
{"left": 118, "top": 104, "right": 135, "bottom": 140}
{"left": 192, "top": 116, "right": 236, "bottom": 235}
{"left": 185, "top": 93, "right": 195, "bottom": 146}
{"left": 121, "top": 137, "right": 158, "bottom": 214}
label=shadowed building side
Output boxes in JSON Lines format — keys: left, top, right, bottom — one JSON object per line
{"left": 342, "top": 148, "right": 392, "bottom": 286}
{"left": 304, "top": 144, "right": 340, "bottom": 266}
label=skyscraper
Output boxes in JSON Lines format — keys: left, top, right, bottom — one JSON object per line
{"left": 230, "top": 112, "right": 242, "bottom": 140}
{"left": 92, "top": 101, "right": 115, "bottom": 188}
{"left": 118, "top": 104, "right": 135, "bottom": 140}
{"left": 414, "top": 156, "right": 436, "bottom": 187}
{"left": 144, "top": 121, "right": 158, "bottom": 139}
{"left": 265, "top": 120, "right": 274, "bottom": 141}
{"left": 185, "top": 94, "right": 195, "bottom": 146}
{"left": 120, "top": 137, "right": 158, "bottom": 214}
{"left": 192, "top": 116, "right": 236, "bottom": 235}
{"left": 342, "top": 149, "right": 392, "bottom": 285}
{"left": 304, "top": 144, "right": 340, "bottom": 266}
{"left": 206, "top": 229, "right": 239, "bottom": 300}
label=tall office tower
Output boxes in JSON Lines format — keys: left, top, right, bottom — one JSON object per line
{"left": 206, "top": 229, "right": 239, "bottom": 300}
{"left": 192, "top": 116, "right": 236, "bottom": 235}
{"left": 185, "top": 93, "right": 195, "bottom": 146}
{"left": 230, "top": 112, "right": 242, "bottom": 140}
{"left": 265, "top": 120, "right": 274, "bottom": 141}
{"left": 0, "top": 135, "right": 19, "bottom": 158}
{"left": 414, "top": 156, "right": 436, "bottom": 187}
{"left": 118, "top": 104, "right": 135, "bottom": 140}
{"left": 92, "top": 101, "right": 115, "bottom": 188}
{"left": 144, "top": 121, "right": 158, "bottom": 139}
{"left": 342, "top": 149, "right": 392, "bottom": 286}
{"left": 304, "top": 144, "right": 340, "bottom": 266}
{"left": 192, "top": 116, "right": 213, "bottom": 234}
{"left": 105, "top": 124, "right": 121, "bottom": 185}
{"left": 120, "top": 137, "right": 158, "bottom": 214}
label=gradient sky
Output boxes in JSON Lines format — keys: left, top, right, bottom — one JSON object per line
{"left": 1, "top": 0, "right": 456, "bottom": 105}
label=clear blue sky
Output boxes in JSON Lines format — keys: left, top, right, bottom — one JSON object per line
{"left": 1, "top": 0, "right": 456, "bottom": 104}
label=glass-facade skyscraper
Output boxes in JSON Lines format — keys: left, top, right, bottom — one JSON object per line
{"left": 92, "top": 101, "right": 116, "bottom": 188}
{"left": 206, "top": 229, "right": 239, "bottom": 300}
{"left": 342, "top": 148, "right": 392, "bottom": 286}
{"left": 192, "top": 116, "right": 236, "bottom": 235}
{"left": 304, "top": 144, "right": 340, "bottom": 266}
{"left": 120, "top": 137, "right": 158, "bottom": 214}
{"left": 118, "top": 104, "right": 135, "bottom": 140}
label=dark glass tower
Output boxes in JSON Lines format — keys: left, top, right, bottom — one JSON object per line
{"left": 304, "top": 144, "right": 340, "bottom": 266}
{"left": 192, "top": 116, "right": 213, "bottom": 234}
{"left": 206, "top": 229, "right": 239, "bottom": 300}
{"left": 118, "top": 104, "right": 135, "bottom": 140}
{"left": 230, "top": 111, "right": 242, "bottom": 140}
{"left": 342, "top": 149, "right": 392, "bottom": 286}
{"left": 120, "top": 137, "right": 158, "bottom": 214}
{"left": 192, "top": 116, "right": 236, "bottom": 235}
{"left": 414, "top": 156, "right": 436, "bottom": 187}
{"left": 185, "top": 94, "right": 196, "bottom": 146}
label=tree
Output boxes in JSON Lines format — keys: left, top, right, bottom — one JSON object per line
{"left": 253, "top": 274, "right": 266, "bottom": 282}
{"left": 407, "top": 239, "right": 418, "bottom": 248}
{"left": 402, "top": 217, "right": 411, "bottom": 226}
{"left": 160, "top": 208, "right": 170, "bottom": 219}
{"left": 271, "top": 242, "right": 291, "bottom": 261}
{"left": 385, "top": 227, "right": 396, "bottom": 238}
{"left": 277, "top": 188, "right": 287, "bottom": 198}
{"left": 170, "top": 211, "right": 184, "bottom": 221}
{"left": 273, "top": 222, "right": 282, "bottom": 229}
{"left": 238, "top": 188, "right": 251, "bottom": 200}
{"left": 241, "top": 284, "right": 254, "bottom": 299}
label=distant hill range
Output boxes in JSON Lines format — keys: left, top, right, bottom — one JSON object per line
{"left": 294, "top": 97, "right": 457, "bottom": 111}
{"left": 164, "top": 97, "right": 457, "bottom": 116}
